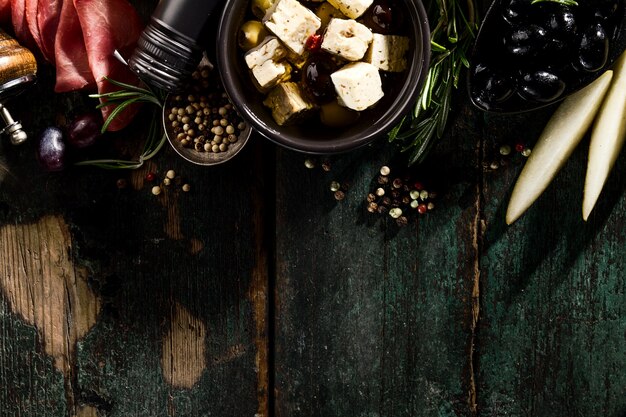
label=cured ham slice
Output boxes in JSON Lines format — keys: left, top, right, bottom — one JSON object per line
{"left": 4, "top": 0, "right": 144, "bottom": 131}
{"left": 24, "top": 0, "right": 45, "bottom": 59}
{"left": 0, "top": 0, "right": 10, "bottom": 24}
{"left": 37, "top": 0, "right": 62, "bottom": 63}
{"left": 11, "top": 0, "right": 37, "bottom": 50}
{"left": 74, "top": 0, "right": 143, "bottom": 131}
{"left": 54, "top": 0, "right": 94, "bottom": 92}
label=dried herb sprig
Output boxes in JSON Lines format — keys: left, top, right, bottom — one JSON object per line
{"left": 76, "top": 77, "right": 166, "bottom": 169}
{"left": 389, "top": 0, "right": 478, "bottom": 165}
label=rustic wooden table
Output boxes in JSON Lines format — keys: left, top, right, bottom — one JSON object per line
{"left": 0, "top": 1, "right": 625, "bottom": 416}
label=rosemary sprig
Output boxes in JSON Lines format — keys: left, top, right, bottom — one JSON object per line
{"left": 389, "top": 0, "right": 478, "bottom": 165}
{"left": 76, "top": 77, "right": 166, "bottom": 169}
{"left": 75, "top": 109, "right": 166, "bottom": 169}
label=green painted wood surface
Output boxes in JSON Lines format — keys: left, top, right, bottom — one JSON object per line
{"left": 273, "top": 104, "right": 483, "bottom": 417}
{"left": 0, "top": 0, "right": 625, "bottom": 415}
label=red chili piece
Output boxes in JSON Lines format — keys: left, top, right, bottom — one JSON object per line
{"left": 413, "top": 181, "right": 423, "bottom": 191}
{"left": 146, "top": 172, "right": 156, "bottom": 182}
{"left": 515, "top": 143, "right": 525, "bottom": 152}
{"left": 417, "top": 204, "right": 428, "bottom": 214}
{"left": 305, "top": 34, "right": 323, "bottom": 51}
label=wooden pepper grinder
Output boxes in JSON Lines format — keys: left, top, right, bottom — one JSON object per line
{"left": 0, "top": 29, "right": 37, "bottom": 145}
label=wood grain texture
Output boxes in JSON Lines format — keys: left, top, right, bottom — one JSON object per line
{"left": 0, "top": 6, "right": 269, "bottom": 411}
{"left": 1, "top": 0, "right": 625, "bottom": 414}
{"left": 273, "top": 103, "right": 484, "bottom": 417}
{"left": 477, "top": 111, "right": 626, "bottom": 417}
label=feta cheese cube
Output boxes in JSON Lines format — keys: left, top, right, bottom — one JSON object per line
{"left": 321, "top": 18, "right": 373, "bottom": 61}
{"left": 263, "top": 0, "right": 321, "bottom": 55}
{"left": 326, "top": 0, "right": 373, "bottom": 19}
{"left": 244, "top": 36, "right": 287, "bottom": 68}
{"left": 244, "top": 37, "right": 291, "bottom": 90}
{"left": 251, "top": 60, "right": 291, "bottom": 90}
{"left": 263, "top": 82, "right": 316, "bottom": 125}
{"left": 331, "top": 62, "right": 384, "bottom": 111}
{"left": 365, "top": 34, "right": 410, "bottom": 72}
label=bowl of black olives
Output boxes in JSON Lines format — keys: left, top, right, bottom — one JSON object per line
{"left": 468, "top": 0, "right": 626, "bottom": 113}
{"left": 216, "top": 0, "right": 431, "bottom": 154}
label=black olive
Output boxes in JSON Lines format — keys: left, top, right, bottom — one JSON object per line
{"left": 541, "top": 7, "right": 577, "bottom": 37}
{"left": 501, "top": 0, "right": 533, "bottom": 25}
{"left": 302, "top": 54, "right": 337, "bottom": 103}
{"left": 471, "top": 64, "right": 516, "bottom": 109}
{"left": 518, "top": 70, "right": 566, "bottom": 102}
{"left": 504, "top": 24, "right": 547, "bottom": 59}
{"left": 593, "top": 0, "right": 620, "bottom": 20}
{"left": 577, "top": 22, "right": 609, "bottom": 72}
{"left": 360, "top": 0, "right": 404, "bottom": 34}
{"left": 37, "top": 127, "right": 67, "bottom": 172}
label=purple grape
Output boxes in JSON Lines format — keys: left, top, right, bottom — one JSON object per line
{"left": 67, "top": 112, "right": 103, "bottom": 149}
{"left": 37, "top": 127, "right": 66, "bottom": 172}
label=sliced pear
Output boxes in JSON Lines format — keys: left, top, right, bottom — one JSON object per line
{"left": 583, "top": 51, "right": 626, "bottom": 221}
{"left": 506, "top": 70, "right": 614, "bottom": 225}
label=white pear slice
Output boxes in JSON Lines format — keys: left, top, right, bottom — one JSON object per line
{"left": 506, "top": 70, "right": 614, "bottom": 225}
{"left": 583, "top": 51, "right": 626, "bottom": 221}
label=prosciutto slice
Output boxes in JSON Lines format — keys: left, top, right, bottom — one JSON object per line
{"left": 4, "top": 0, "right": 144, "bottom": 131}
{"left": 37, "top": 0, "right": 62, "bottom": 63}
{"left": 54, "top": 0, "right": 94, "bottom": 92}
{"left": 11, "top": 0, "right": 37, "bottom": 50}
{"left": 74, "top": 0, "right": 143, "bottom": 131}
{"left": 24, "top": 0, "right": 45, "bottom": 58}
{"left": 0, "top": 0, "right": 10, "bottom": 24}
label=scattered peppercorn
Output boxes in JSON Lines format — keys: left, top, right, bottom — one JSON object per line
{"left": 365, "top": 165, "right": 437, "bottom": 226}
{"left": 304, "top": 158, "right": 316, "bottom": 169}
{"left": 145, "top": 172, "right": 156, "bottom": 182}
{"left": 396, "top": 216, "right": 408, "bottom": 227}
{"left": 182, "top": 184, "right": 191, "bottom": 192}
{"left": 151, "top": 185, "right": 162, "bottom": 196}
{"left": 389, "top": 207, "right": 402, "bottom": 218}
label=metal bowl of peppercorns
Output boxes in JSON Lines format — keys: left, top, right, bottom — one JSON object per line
{"left": 163, "top": 63, "right": 252, "bottom": 165}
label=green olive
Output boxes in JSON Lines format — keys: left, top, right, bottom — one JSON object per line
{"left": 315, "top": 2, "right": 345, "bottom": 27}
{"left": 251, "top": 0, "right": 275, "bottom": 18}
{"left": 238, "top": 20, "right": 268, "bottom": 51}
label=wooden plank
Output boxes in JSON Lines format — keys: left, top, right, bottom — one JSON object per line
{"left": 273, "top": 104, "right": 484, "bottom": 416}
{"left": 1, "top": 134, "right": 270, "bottom": 417}
{"left": 0, "top": 1, "right": 270, "bottom": 413}
{"left": 477, "top": 111, "right": 626, "bottom": 416}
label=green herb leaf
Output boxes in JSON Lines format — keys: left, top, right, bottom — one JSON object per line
{"left": 77, "top": 77, "right": 167, "bottom": 169}
{"left": 389, "top": 0, "right": 478, "bottom": 165}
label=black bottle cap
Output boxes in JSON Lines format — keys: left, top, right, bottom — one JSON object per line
{"left": 128, "top": 18, "right": 203, "bottom": 92}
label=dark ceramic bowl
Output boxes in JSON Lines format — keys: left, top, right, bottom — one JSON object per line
{"left": 467, "top": 0, "right": 626, "bottom": 114}
{"left": 216, "top": 0, "right": 431, "bottom": 154}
